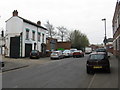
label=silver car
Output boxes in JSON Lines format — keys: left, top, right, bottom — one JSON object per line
{"left": 50, "top": 51, "right": 64, "bottom": 60}
{"left": 63, "top": 50, "right": 72, "bottom": 57}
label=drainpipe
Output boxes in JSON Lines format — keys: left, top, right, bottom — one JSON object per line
{"left": 20, "top": 32, "right": 22, "bottom": 57}
{"left": 37, "top": 27, "right": 38, "bottom": 50}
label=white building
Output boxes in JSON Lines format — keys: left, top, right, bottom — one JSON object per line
{"left": 0, "top": 35, "right": 5, "bottom": 55}
{"left": 5, "top": 10, "right": 47, "bottom": 58}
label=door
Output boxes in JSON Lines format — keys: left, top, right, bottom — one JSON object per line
{"left": 10, "top": 37, "right": 20, "bottom": 58}
{"left": 25, "top": 44, "right": 32, "bottom": 57}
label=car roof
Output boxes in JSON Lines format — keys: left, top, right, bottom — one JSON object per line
{"left": 52, "top": 51, "right": 61, "bottom": 52}
{"left": 74, "top": 50, "right": 82, "bottom": 52}
{"left": 90, "top": 52, "right": 106, "bottom": 55}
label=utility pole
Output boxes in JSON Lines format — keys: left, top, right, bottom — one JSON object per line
{"left": 102, "top": 18, "right": 107, "bottom": 47}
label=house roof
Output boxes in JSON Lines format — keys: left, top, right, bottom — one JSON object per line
{"left": 6, "top": 16, "right": 47, "bottom": 31}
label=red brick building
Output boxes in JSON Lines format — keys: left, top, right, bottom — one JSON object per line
{"left": 46, "top": 37, "right": 71, "bottom": 51}
{"left": 106, "top": 38, "right": 113, "bottom": 54}
{"left": 112, "top": 1, "right": 120, "bottom": 58}
{"left": 57, "top": 42, "right": 71, "bottom": 50}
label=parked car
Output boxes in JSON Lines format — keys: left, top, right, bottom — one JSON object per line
{"left": 30, "top": 50, "right": 40, "bottom": 59}
{"left": 70, "top": 48, "right": 77, "bottom": 53}
{"left": 73, "top": 50, "right": 84, "bottom": 58}
{"left": 50, "top": 51, "right": 64, "bottom": 60}
{"left": 86, "top": 52, "right": 110, "bottom": 74}
{"left": 63, "top": 50, "right": 72, "bottom": 57}
{"left": 95, "top": 48, "right": 108, "bottom": 56}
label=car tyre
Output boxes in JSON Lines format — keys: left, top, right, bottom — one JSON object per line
{"left": 106, "top": 67, "right": 110, "bottom": 73}
{"left": 87, "top": 67, "right": 91, "bottom": 74}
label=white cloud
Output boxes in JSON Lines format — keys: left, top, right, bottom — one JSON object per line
{"left": 0, "top": 0, "right": 117, "bottom": 44}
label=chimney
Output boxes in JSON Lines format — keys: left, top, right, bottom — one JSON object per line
{"left": 37, "top": 21, "right": 41, "bottom": 26}
{"left": 13, "top": 10, "right": 18, "bottom": 16}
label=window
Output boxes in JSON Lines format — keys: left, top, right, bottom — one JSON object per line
{"left": 38, "top": 32, "right": 41, "bottom": 42}
{"left": 42, "top": 33, "right": 44, "bottom": 43}
{"left": 26, "top": 28, "right": 29, "bottom": 40}
{"left": 32, "top": 31, "right": 35, "bottom": 41}
{"left": 90, "top": 54, "right": 104, "bottom": 60}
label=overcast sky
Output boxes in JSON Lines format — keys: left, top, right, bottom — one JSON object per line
{"left": 0, "top": 0, "right": 117, "bottom": 44}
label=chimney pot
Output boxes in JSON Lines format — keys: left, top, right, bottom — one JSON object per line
{"left": 37, "top": 21, "right": 41, "bottom": 25}
{"left": 13, "top": 10, "right": 18, "bottom": 16}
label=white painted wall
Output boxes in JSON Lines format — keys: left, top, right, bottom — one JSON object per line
{"left": 5, "top": 16, "right": 47, "bottom": 57}
{"left": 5, "top": 16, "right": 23, "bottom": 56}
{"left": 6, "top": 16, "right": 23, "bottom": 34}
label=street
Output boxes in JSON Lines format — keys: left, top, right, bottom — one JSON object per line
{"left": 2, "top": 54, "right": 118, "bottom": 88}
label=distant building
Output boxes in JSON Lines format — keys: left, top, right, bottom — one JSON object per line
{"left": 46, "top": 37, "right": 71, "bottom": 51}
{"left": 57, "top": 42, "right": 71, "bottom": 50}
{"left": 5, "top": 10, "right": 47, "bottom": 58}
{"left": 46, "top": 37, "right": 57, "bottom": 51}
{"left": 112, "top": 1, "right": 120, "bottom": 57}
{"left": 106, "top": 38, "right": 113, "bottom": 53}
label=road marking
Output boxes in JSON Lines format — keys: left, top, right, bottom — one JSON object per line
{"left": 87, "top": 74, "right": 96, "bottom": 88}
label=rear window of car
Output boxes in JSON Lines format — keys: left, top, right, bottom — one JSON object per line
{"left": 31, "top": 50, "right": 38, "bottom": 53}
{"left": 90, "top": 54, "right": 104, "bottom": 60}
{"left": 63, "top": 50, "right": 70, "bottom": 53}
{"left": 96, "top": 48, "right": 106, "bottom": 52}
{"left": 51, "top": 52, "right": 58, "bottom": 55}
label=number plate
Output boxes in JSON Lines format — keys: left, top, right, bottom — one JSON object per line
{"left": 93, "top": 66, "right": 102, "bottom": 69}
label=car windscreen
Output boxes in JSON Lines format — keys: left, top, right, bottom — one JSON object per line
{"left": 90, "top": 54, "right": 104, "bottom": 60}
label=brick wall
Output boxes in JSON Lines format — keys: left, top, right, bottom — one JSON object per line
{"left": 57, "top": 42, "right": 71, "bottom": 50}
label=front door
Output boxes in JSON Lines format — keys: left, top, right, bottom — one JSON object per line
{"left": 25, "top": 44, "right": 32, "bottom": 57}
{"left": 10, "top": 37, "right": 20, "bottom": 58}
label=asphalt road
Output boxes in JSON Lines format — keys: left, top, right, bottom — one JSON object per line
{"left": 2, "top": 54, "right": 118, "bottom": 88}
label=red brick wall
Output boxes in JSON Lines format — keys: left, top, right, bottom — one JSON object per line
{"left": 57, "top": 42, "right": 71, "bottom": 49}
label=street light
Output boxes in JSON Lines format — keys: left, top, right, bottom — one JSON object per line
{"left": 102, "top": 18, "right": 107, "bottom": 46}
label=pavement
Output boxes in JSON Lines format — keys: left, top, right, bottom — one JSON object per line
{"left": 0, "top": 55, "right": 51, "bottom": 72}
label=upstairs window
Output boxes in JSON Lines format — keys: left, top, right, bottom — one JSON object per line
{"left": 32, "top": 31, "right": 35, "bottom": 41}
{"left": 42, "top": 33, "right": 44, "bottom": 43}
{"left": 26, "top": 28, "right": 29, "bottom": 40}
{"left": 38, "top": 32, "right": 41, "bottom": 42}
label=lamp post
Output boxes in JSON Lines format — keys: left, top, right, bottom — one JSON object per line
{"left": 102, "top": 18, "right": 107, "bottom": 47}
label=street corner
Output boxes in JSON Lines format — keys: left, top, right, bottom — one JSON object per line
{"left": 2, "top": 59, "right": 29, "bottom": 72}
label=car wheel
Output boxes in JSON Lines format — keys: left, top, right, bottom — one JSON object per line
{"left": 87, "top": 67, "right": 94, "bottom": 74}
{"left": 87, "top": 67, "right": 91, "bottom": 74}
{"left": 2, "top": 63, "right": 4, "bottom": 67}
{"left": 106, "top": 67, "right": 110, "bottom": 73}
{"left": 82, "top": 54, "right": 84, "bottom": 57}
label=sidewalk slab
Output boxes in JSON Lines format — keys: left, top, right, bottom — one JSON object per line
{"left": 1, "top": 56, "right": 51, "bottom": 72}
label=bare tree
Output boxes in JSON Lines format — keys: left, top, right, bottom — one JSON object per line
{"left": 44, "top": 21, "right": 56, "bottom": 38}
{"left": 56, "top": 26, "right": 68, "bottom": 42}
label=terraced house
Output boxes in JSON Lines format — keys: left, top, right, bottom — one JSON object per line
{"left": 112, "top": 0, "right": 120, "bottom": 58}
{"left": 5, "top": 10, "right": 47, "bottom": 58}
